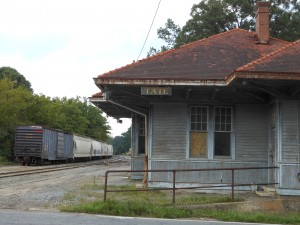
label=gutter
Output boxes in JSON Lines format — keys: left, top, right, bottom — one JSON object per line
{"left": 106, "top": 97, "right": 149, "bottom": 186}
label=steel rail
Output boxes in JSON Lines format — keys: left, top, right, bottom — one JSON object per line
{"left": 0, "top": 159, "right": 111, "bottom": 179}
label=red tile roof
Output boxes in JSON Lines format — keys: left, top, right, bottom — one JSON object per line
{"left": 91, "top": 92, "right": 104, "bottom": 98}
{"left": 96, "top": 28, "right": 289, "bottom": 81}
{"left": 236, "top": 39, "right": 300, "bottom": 73}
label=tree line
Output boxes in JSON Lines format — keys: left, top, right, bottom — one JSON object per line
{"left": 148, "top": 0, "right": 300, "bottom": 55}
{"left": 0, "top": 67, "right": 111, "bottom": 162}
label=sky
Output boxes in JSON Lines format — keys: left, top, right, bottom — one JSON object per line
{"left": 0, "top": 0, "right": 200, "bottom": 137}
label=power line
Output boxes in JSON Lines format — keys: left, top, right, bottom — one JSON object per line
{"left": 136, "top": 0, "right": 162, "bottom": 61}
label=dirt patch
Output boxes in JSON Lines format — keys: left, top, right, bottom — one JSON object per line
{"left": 0, "top": 161, "right": 131, "bottom": 211}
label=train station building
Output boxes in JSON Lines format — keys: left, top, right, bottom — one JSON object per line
{"left": 90, "top": 2, "right": 300, "bottom": 195}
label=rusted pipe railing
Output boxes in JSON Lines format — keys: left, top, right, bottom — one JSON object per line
{"left": 104, "top": 166, "right": 278, "bottom": 204}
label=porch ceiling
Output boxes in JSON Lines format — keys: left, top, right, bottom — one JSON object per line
{"left": 90, "top": 78, "right": 300, "bottom": 119}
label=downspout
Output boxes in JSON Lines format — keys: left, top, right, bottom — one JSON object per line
{"left": 106, "top": 98, "right": 149, "bottom": 186}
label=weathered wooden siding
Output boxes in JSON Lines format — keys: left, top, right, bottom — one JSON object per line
{"left": 151, "top": 103, "right": 187, "bottom": 159}
{"left": 278, "top": 101, "right": 300, "bottom": 192}
{"left": 130, "top": 156, "right": 144, "bottom": 179}
{"left": 131, "top": 115, "right": 144, "bottom": 179}
{"left": 281, "top": 101, "right": 300, "bottom": 162}
{"left": 280, "top": 164, "right": 300, "bottom": 189}
{"left": 131, "top": 115, "right": 138, "bottom": 156}
{"left": 148, "top": 160, "right": 268, "bottom": 186}
{"left": 235, "top": 105, "right": 268, "bottom": 161}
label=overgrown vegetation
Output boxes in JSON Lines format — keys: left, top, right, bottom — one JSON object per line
{"left": 59, "top": 183, "right": 300, "bottom": 224}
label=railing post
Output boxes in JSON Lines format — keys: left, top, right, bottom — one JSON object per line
{"left": 104, "top": 170, "right": 108, "bottom": 201}
{"left": 231, "top": 169, "right": 235, "bottom": 202}
{"left": 172, "top": 170, "right": 176, "bottom": 205}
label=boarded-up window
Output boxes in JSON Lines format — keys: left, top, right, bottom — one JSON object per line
{"left": 190, "top": 107, "right": 208, "bottom": 158}
{"left": 214, "top": 107, "right": 232, "bottom": 156}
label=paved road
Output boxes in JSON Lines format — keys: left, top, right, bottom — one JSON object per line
{"left": 0, "top": 210, "right": 279, "bottom": 225}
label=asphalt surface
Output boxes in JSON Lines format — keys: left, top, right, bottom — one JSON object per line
{"left": 0, "top": 210, "right": 280, "bottom": 225}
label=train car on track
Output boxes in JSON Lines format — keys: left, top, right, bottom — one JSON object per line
{"left": 14, "top": 125, "right": 113, "bottom": 165}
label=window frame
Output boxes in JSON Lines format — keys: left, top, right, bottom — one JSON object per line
{"left": 213, "top": 106, "right": 233, "bottom": 158}
{"left": 190, "top": 106, "right": 208, "bottom": 132}
{"left": 188, "top": 105, "right": 235, "bottom": 159}
{"left": 189, "top": 106, "right": 209, "bottom": 158}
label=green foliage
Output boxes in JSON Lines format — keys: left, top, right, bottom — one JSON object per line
{"left": 0, "top": 67, "right": 32, "bottom": 92}
{"left": 0, "top": 67, "right": 111, "bottom": 162}
{"left": 0, "top": 79, "right": 33, "bottom": 160}
{"left": 60, "top": 184, "right": 300, "bottom": 224}
{"left": 26, "top": 94, "right": 62, "bottom": 128}
{"left": 148, "top": 0, "right": 300, "bottom": 55}
{"left": 270, "top": 0, "right": 300, "bottom": 41}
{"left": 192, "top": 209, "right": 300, "bottom": 224}
{"left": 110, "top": 127, "right": 131, "bottom": 155}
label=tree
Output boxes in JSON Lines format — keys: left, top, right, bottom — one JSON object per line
{"left": 270, "top": 0, "right": 300, "bottom": 41}
{"left": 25, "top": 94, "right": 63, "bottom": 128}
{"left": 0, "top": 79, "right": 33, "bottom": 160}
{"left": 0, "top": 67, "right": 33, "bottom": 92}
{"left": 51, "top": 97, "right": 111, "bottom": 142}
{"left": 110, "top": 127, "right": 131, "bottom": 155}
{"left": 148, "top": 0, "right": 300, "bottom": 55}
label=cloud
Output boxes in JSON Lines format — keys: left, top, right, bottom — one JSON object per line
{"left": 1, "top": 0, "right": 199, "bottom": 136}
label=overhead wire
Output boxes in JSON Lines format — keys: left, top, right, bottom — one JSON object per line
{"left": 136, "top": 0, "right": 162, "bottom": 61}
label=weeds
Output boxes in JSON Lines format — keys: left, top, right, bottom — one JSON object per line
{"left": 59, "top": 184, "right": 300, "bottom": 224}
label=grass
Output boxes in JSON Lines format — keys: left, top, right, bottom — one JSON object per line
{"left": 0, "top": 156, "right": 13, "bottom": 165}
{"left": 59, "top": 184, "right": 300, "bottom": 224}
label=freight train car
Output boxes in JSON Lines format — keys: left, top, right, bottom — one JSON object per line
{"left": 14, "top": 125, "right": 113, "bottom": 165}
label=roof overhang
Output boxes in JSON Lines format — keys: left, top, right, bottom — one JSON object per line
{"left": 89, "top": 96, "right": 132, "bottom": 118}
{"left": 95, "top": 71, "right": 300, "bottom": 88}
{"left": 94, "top": 77, "right": 227, "bottom": 86}
{"left": 91, "top": 71, "right": 300, "bottom": 118}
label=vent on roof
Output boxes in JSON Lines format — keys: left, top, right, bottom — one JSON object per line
{"left": 255, "top": 1, "right": 271, "bottom": 44}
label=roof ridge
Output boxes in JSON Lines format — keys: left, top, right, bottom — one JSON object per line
{"left": 179, "top": 28, "right": 248, "bottom": 49}
{"left": 236, "top": 39, "right": 300, "bottom": 72}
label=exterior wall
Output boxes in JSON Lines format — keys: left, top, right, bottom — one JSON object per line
{"left": 151, "top": 103, "right": 187, "bottom": 159}
{"left": 235, "top": 104, "right": 269, "bottom": 161}
{"left": 278, "top": 101, "right": 300, "bottom": 194}
{"left": 148, "top": 160, "right": 268, "bottom": 188}
{"left": 130, "top": 101, "right": 300, "bottom": 194}
{"left": 281, "top": 101, "right": 300, "bottom": 162}
{"left": 146, "top": 103, "right": 270, "bottom": 187}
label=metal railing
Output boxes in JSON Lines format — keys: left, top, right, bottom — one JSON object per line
{"left": 104, "top": 166, "right": 278, "bottom": 205}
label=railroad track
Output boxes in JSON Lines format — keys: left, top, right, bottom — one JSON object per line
{"left": 0, "top": 161, "right": 103, "bottom": 179}
{"left": 0, "top": 156, "right": 130, "bottom": 179}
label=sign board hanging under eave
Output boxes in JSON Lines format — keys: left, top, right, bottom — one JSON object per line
{"left": 141, "top": 87, "right": 172, "bottom": 96}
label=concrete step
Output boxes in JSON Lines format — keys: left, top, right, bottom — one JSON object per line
{"left": 262, "top": 186, "right": 276, "bottom": 193}
{"left": 255, "top": 190, "right": 275, "bottom": 197}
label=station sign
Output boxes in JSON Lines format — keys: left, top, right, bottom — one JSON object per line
{"left": 141, "top": 87, "right": 172, "bottom": 96}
